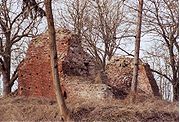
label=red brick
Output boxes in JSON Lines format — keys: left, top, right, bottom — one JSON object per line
{"left": 18, "top": 29, "right": 95, "bottom": 99}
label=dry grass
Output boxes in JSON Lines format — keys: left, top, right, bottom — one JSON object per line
{"left": 0, "top": 95, "right": 178, "bottom": 122}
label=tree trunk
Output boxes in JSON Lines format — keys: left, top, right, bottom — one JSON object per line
{"left": 173, "top": 82, "right": 179, "bottom": 101}
{"left": 169, "top": 44, "right": 179, "bottom": 101}
{"left": 129, "top": 0, "right": 143, "bottom": 103}
{"left": 1, "top": 31, "right": 12, "bottom": 96}
{"left": 2, "top": 72, "right": 11, "bottom": 96}
{"left": 44, "top": 0, "right": 71, "bottom": 121}
{"left": 2, "top": 54, "right": 11, "bottom": 96}
{"left": 2, "top": 55, "right": 17, "bottom": 96}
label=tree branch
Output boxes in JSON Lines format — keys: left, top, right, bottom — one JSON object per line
{"left": 150, "top": 68, "right": 172, "bottom": 82}
{"left": 0, "top": 37, "right": 3, "bottom": 55}
{"left": 9, "top": 68, "right": 18, "bottom": 88}
{"left": 114, "top": 35, "right": 136, "bottom": 39}
{"left": 117, "top": 47, "right": 134, "bottom": 56}
{"left": 0, "top": 58, "right": 5, "bottom": 71}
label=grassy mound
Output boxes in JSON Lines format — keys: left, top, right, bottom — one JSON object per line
{"left": 0, "top": 95, "right": 178, "bottom": 121}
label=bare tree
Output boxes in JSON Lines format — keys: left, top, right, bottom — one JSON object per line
{"left": 44, "top": 0, "right": 71, "bottom": 121}
{"left": 0, "top": 0, "right": 44, "bottom": 96}
{"left": 57, "top": 0, "right": 131, "bottom": 70}
{"left": 129, "top": 0, "right": 144, "bottom": 103}
{"left": 143, "top": 0, "right": 179, "bottom": 101}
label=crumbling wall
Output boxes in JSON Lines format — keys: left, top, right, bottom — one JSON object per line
{"left": 105, "top": 56, "right": 160, "bottom": 98}
{"left": 105, "top": 57, "right": 133, "bottom": 95}
{"left": 18, "top": 29, "right": 160, "bottom": 100}
{"left": 18, "top": 29, "right": 96, "bottom": 99}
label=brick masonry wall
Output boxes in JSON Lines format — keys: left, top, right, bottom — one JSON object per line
{"left": 18, "top": 29, "right": 96, "bottom": 99}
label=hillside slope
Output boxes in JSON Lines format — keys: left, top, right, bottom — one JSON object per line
{"left": 0, "top": 95, "right": 178, "bottom": 122}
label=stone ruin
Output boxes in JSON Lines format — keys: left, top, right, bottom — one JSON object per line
{"left": 18, "top": 29, "right": 111, "bottom": 101}
{"left": 18, "top": 29, "right": 160, "bottom": 101}
{"left": 105, "top": 56, "right": 160, "bottom": 98}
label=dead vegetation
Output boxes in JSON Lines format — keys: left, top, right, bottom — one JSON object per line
{"left": 0, "top": 94, "right": 178, "bottom": 121}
